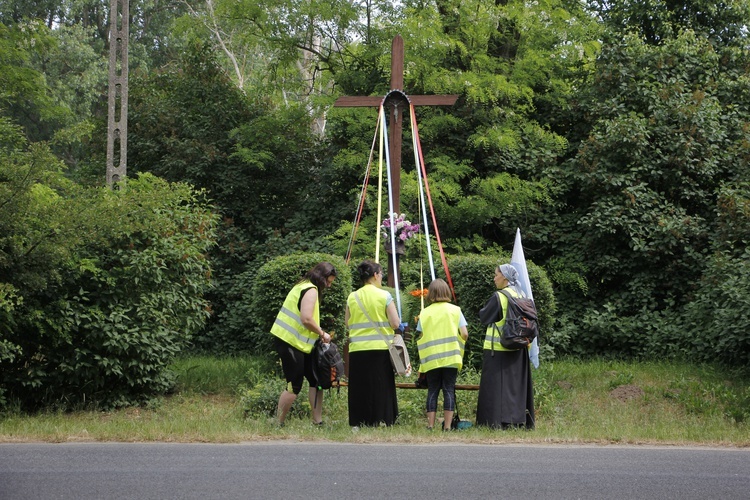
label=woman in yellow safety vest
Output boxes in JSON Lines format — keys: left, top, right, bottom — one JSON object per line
{"left": 345, "top": 260, "right": 402, "bottom": 427}
{"left": 271, "top": 261, "right": 337, "bottom": 427}
{"left": 416, "top": 278, "right": 468, "bottom": 431}
{"left": 476, "top": 263, "right": 535, "bottom": 429}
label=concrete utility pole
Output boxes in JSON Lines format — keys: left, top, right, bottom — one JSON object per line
{"left": 106, "top": 0, "right": 129, "bottom": 187}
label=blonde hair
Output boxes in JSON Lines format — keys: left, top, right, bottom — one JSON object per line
{"left": 427, "top": 278, "right": 452, "bottom": 303}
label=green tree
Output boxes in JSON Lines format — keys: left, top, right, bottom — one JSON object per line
{"left": 543, "top": 29, "right": 750, "bottom": 356}
{"left": 590, "top": 0, "right": 750, "bottom": 46}
{"left": 328, "top": 0, "right": 600, "bottom": 256}
{"left": 127, "top": 41, "right": 355, "bottom": 352}
{"left": 174, "top": 0, "right": 375, "bottom": 134}
{"left": 0, "top": 21, "right": 70, "bottom": 141}
{"left": 1, "top": 0, "right": 191, "bottom": 160}
{"left": 0, "top": 0, "right": 188, "bottom": 67}
{"left": 0, "top": 115, "right": 77, "bottom": 301}
{"left": 127, "top": 39, "right": 345, "bottom": 253}
{"left": 680, "top": 182, "right": 750, "bottom": 367}
{"left": 31, "top": 23, "right": 108, "bottom": 174}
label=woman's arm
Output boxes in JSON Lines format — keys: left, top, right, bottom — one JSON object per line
{"left": 386, "top": 301, "right": 401, "bottom": 330}
{"left": 458, "top": 325, "right": 469, "bottom": 341}
{"left": 300, "top": 288, "right": 330, "bottom": 342}
{"left": 478, "top": 293, "right": 502, "bottom": 325}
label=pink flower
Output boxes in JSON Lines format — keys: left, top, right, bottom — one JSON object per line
{"left": 381, "top": 212, "right": 420, "bottom": 243}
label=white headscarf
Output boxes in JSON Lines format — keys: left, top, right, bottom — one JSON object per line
{"left": 498, "top": 263, "right": 519, "bottom": 287}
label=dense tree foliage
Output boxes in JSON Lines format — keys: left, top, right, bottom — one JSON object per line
{"left": 540, "top": 27, "right": 750, "bottom": 358}
{"left": 2, "top": 0, "right": 750, "bottom": 409}
{"left": 0, "top": 21, "right": 70, "bottom": 142}
{"left": 589, "top": 0, "right": 750, "bottom": 46}
{"left": 554, "top": 32, "right": 739, "bottom": 306}
{"left": 126, "top": 41, "right": 356, "bottom": 351}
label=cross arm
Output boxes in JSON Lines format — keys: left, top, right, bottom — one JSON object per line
{"left": 334, "top": 94, "right": 459, "bottom": 108}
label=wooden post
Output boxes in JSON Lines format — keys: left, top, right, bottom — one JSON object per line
{"left": 388, "top": 35, "right": 404, "bottom": 213}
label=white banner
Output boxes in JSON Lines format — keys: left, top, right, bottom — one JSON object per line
{"left": 511, "top": 228, "right": 539, "bottom": 368}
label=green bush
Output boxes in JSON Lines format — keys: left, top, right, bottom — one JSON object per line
{"left": 250, "top": 253, "right": 352, "bottom": 354}
{"left": 552, "top": 272, "right": 747, "bottom": 366}
{"left": 171, "top": 355, "right": 274, "bottom": 395}
{"left": 680, "top": 184, "right": 750, "bottom": 367}
{"left": 193, "top": 266, "right": 260, "bottom": 354}
{"left": 681, "top": 248, "right": 750, "bottom": 367}
{"left": 559, "top": 304, "right": 687, "bottom": 361}
{"left": 1, "top": 173, "right": 218, "bottom": 410}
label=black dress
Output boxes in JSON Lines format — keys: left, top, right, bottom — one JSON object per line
{"left": 348, "top": 350, "right": 398, "bottom": 426}
{"left": 475, "top": 290, "right": 535, "bottom": 429}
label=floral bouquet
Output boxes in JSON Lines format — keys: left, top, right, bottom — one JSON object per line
{"left": 381, "top": 212, "right": 420, "bottom": 244}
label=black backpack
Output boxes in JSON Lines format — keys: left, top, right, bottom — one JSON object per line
{"left": 496, "top": 289, "right": 539, "bottom": 349}
{"left": 311, "top": 339, "right": 345, "bottom": 391}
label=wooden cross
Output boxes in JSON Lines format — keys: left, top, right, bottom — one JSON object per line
{"left": 334, "top": 35, "right": 458, "bottom": 286}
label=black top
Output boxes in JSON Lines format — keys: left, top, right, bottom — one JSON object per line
{"left": 478, "top": 289, "right": 506, "bottom": 325}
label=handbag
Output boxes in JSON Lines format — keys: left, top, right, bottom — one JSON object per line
{"left": 389, "top": 333, "right": 409, "bottom": 376}
{"left": 352, "top": 292, "right": 410, "bottom": 376}
{"left": 450, "top": 401, "right": 473, "bottom": 430}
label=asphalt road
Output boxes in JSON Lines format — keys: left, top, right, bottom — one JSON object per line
{"left": 1, "top": 442, "right": 748, "bottom": 499}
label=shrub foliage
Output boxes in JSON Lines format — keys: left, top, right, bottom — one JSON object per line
{"left": 0, "top": 168, "right": 218, "bottom": 410}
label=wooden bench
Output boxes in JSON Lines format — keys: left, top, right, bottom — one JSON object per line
{"left": 333, "top": 381, "right": 479, "bottom": 390}
{"left": 397, "top": 382, "right": 479, "bottom": 390}
{"left": 339, "top": 349, "right": 479, "bottom": 390}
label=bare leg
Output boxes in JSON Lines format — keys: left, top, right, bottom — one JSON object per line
{"left": 277, "top": 390, "right": 297, "bottom": 425}
{"left": 426, "top": 411, "right": 436, "bottom": 429}
{"left": 309, "top": 387, "right": 323, "bottom": 424}
{"left": 443, "top": 410, "right": 454, "bottom": 430}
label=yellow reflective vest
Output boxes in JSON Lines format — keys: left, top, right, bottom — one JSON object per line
{"left": 483, "top": 287, "right": 521, "bottom": 352}
{"left": 347, "top": 284, "right": 393, "bottom": 353}
{"left": 270, "top": 281, "right": 319, "bottom": 354}
{"left": 417, "top": 302, "right": 465, "bottom": 372}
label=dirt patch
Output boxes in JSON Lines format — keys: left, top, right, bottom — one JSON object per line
{"left": 610, "top": 384, "right": 644, "bottom": 403}
{"left": 556, "top": 381, "right": 573, "bottom": 390}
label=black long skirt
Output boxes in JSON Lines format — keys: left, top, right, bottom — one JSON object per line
{"left": 475, "top": 348, "right": 535, "bottom": 429}
{"left": 348, "top": 350, "right": 398, "bottom": 427}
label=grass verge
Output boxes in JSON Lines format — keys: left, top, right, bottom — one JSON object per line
{"left": 1, "top": 356, "right": 748, "bottom": 446}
